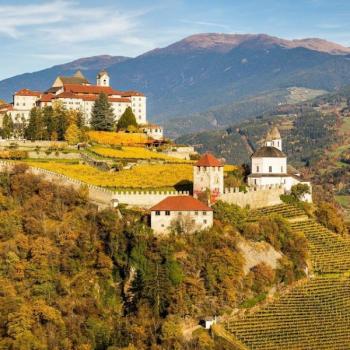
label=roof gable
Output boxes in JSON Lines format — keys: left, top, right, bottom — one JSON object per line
{"left": 150, "top": 196, "right": 212, "bottom": 211}
{"left": 196, "top": 153, "right": 222, "bottom": 167}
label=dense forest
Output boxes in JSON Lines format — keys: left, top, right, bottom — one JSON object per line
{"left": 0, "top": 166, "right": 325, "bottom": 350}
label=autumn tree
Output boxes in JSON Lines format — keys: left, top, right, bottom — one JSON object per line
{"left": 65, "top": 123, "right": 81, "bottom": 145}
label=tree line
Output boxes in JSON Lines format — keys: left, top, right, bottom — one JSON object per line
{"left": 0, "top": 93, "right": 139, "bottom": 143}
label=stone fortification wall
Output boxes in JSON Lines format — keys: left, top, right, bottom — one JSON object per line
{"left": 0, "top": 161, "right": 115, "bottom": 209}
{"left": 115, "top": 190, "right": 190, "bottom": 208}
{"left": 0, "top": 161, "right": 189, "bottom": 209}
{"left": 219, "top": 184, "right": 284, "bottom": 209}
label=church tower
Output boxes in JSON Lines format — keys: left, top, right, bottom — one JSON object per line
{"left": 193, "top": 153, "right": 224, "bottom": 203}
{"left": 265, "top": 126, "right": 282, "bottom": 151}
{"left": 96, "top": 69, "right": 110, "bottom": 87}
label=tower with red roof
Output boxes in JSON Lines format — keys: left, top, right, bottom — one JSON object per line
{"left": 193, "top": 152, "right": 224, "bottom": 202}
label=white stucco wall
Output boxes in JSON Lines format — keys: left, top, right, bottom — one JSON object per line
{"left": 251, "top": 156, "right": 287, "bottom": 175}
{"left": 151, "top": 210, "right": 213, "bottom": 235}
{"left": 193, "top": 166, "right": 224, "bottom": 196}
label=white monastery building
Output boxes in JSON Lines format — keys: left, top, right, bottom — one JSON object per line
{"left": 150, "top": 195, "right": 213, "bottom": 235}
{"left": 248, "top": 127, "right": 312, "bottom": 202}
{"left": 2, "top": 70, "right": 148, "bottom": 126}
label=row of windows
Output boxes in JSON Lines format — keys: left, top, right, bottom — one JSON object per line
{"left": 155, "top": 211, "right": 208, "bottom": 216}
{"left": 256, "top": 165, "right": 284, "bottom": 173}
{"left": 160, "top": 219, "right": 208, "bottom": 228}
{"left": 197, "top": 167, "right": 221, "bottom": 172}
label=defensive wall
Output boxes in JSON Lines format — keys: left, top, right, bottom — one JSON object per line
{"left": 114, "top": 190, "right": 190, "bottom": 208}
{"left": 219, "top": 184, "right": 284, "bottom": 209}
{"left": 0, "top": 161, "right": 284, "bottom": 210}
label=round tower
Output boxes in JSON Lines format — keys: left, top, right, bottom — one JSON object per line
{"left": 193, "top": 153, "right": 224, "bottom": 202}
{"left": 96, "top": 69, "right": 110, "bottom": 87}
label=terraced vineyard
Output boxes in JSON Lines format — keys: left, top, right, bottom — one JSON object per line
{"left": 225, "top": 274, "right": 350, "bottom": 350}
{"left": 223, "top": 204, "right": 350, "bottom": 349}
{"left": 250, "top": 204, "right": 307, "bottom": 220}
{"left": 290, "top": 220, "right": 350, "bottom": 274}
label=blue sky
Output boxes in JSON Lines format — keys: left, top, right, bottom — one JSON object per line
{"left": 0, "top": 0, "right": 350, "bottom": 79}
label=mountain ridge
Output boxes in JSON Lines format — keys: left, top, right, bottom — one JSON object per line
{"left": 2, "top": 33, "right": 350, "bottom": 127}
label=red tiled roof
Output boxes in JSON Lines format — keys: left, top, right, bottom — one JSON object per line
{"left": 195, "top": 153, "right": 222, "bottom": 167}
{"left": 38, "top": 93, "right": 54, "bottom": 102}
{"left": 56, "top": 91, "right": 78, "bottom": 99}
{"left": 150, "top": 196, "right": 212, "bottom": 212}
{"left": 63, "top": 84, "right": 121, "bottom": 95}
{"left": 109, "top": 97, "right": 131, "bottom": 103}
{"left": 0, "top": 103, "right": 13, "bottom": 111}
{"left": 122, "top": 90, "right": 145, "bottom": 97}
{"left": 15, "top": 89, "right": 42, "bottom": 97}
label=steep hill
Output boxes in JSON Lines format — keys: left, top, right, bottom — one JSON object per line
{"left": 2, "top": 33, "right": 350, "bottom": 126}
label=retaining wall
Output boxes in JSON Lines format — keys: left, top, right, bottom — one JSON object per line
{"left": 219, "top": 184, "right": 284, "bottom": 209}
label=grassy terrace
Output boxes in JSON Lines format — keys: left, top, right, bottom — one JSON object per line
{"left": 89, "top": 145, "right": 192, "bottom": 163}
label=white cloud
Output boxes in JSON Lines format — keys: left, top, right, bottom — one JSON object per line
{"left": 0, "top": 0, "right": 144, "bottom": 43}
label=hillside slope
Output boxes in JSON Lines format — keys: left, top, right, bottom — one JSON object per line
{"left": 224, "top": 205, "right": 350, "bottom": 350}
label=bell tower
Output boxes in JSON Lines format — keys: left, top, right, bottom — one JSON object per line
{"left": 96, "top": 69, "right": 110, "bottom": 87}
{"left": 265, "top": 126, "right": 282, "bottom": 151}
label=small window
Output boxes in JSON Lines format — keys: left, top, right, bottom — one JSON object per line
{"left": 155, "top": 211, "right": 160, "bottom": 216}
{"left": 254, "top": 179, "right": 257, "bottom": 185}
{"left": 165, "top": 211, "right": 170, "bottom": 216}
{"left": 269, "top": 166, "right": 272, "bottom": 173}
{"left": 178, "top": 212, "right": 182, "bottom": 216}
{"left": 256, "top": 166, "right": 259, "bottom": 173}
{"left": 195, "top": 211, "right": 198, "bottom": 216}
{"left": 203, "top": 219, "right": 207, "bottom": 224}
{"left": 203, "top": 211, "right": 207, "bottom": 216}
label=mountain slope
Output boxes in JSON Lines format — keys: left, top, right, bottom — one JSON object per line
{"left": 0, "top": 55, "right": 130, "bottom": 101}
{"left": 2, "top": 33, "right": 350, "bottom": 124}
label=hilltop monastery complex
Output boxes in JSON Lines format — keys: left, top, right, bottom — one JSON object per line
{"left": 0, "top": 70, "right": 156, "bottom": 131}
{"left": 0, "top": 69, "right": 312, "bottom": 235}
{"left": 149, "top": 127, "right": 312, "bottom": 234}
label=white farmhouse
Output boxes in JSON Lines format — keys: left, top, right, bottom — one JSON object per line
{"left": 150, "top": 195, "right": 213, "bottom": 235}
{"left": 248, "top": 127, "right": 312, "bottom": 202}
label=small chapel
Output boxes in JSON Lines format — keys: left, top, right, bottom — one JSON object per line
{"left": 247, "top": 127, "right": 312, "bottom": 202}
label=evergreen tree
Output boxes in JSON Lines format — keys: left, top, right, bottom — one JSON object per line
{"left": 117, "top": 107, "right": 137, "bottom": 131}
{"left": 43, "top": 106, "right": 55, "bottom": 139}
{"left": 25, "top": 108, "right": 41, "bottom": 140}
{"left": 90, "top": 93, "right": 115, "bottom": 131}
{"left": 1, "top": 114, "right": 14, "bottom": 139}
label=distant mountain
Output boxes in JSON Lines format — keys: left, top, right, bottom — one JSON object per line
{"left": 0, "top": 55, "right": 130, "bottom": 101}
{"left": 2, "top": 33, "right": 350, "bottom": 130}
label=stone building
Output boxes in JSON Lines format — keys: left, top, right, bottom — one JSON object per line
{"left": 193, "top": 153, "right": 224, "bottom": 202}
{"left": 150, "top": 195, "right": 213, "bottom": 234}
